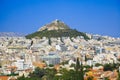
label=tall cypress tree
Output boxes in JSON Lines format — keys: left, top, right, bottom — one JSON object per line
{"left": 75, "top": 57, "right": 80, "bottom": 72}
{"left": 85, "top": 55, "right": 87, "bottom": 62}
{"left": 48, "top": 37, "right": 51, "bottom": 45}
{"left": 75, "top": 57, "right": 84, "bottom": 80}
{"left": 80, "top": 62, "right": 84, "bottom": 80}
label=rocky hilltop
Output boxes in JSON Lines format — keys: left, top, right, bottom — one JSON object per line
{"left": 26, "top": 20, "right": 90, "bottom": 40}
{"left": 38, "top": 19, "right": 70, "bottom": 31}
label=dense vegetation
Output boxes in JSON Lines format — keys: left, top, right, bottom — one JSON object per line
{"left": 25, "top": 29, "right": 90, "bottom": 40}
{"left": 16, "top": 61, "right": 120, "bottom": 80}
{"left": 18, "top": 58, "right": 85, "bottom": 80}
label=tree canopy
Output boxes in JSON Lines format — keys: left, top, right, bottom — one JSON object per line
{"left": 26, "top": 29, "right": 90, "bottom": 40}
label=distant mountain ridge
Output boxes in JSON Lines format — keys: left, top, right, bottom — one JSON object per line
{"left": 26, "top": 20, "right": 90, "bottom": 40}
{"left": 0, "top": 32, "right": 26, "bottom": 37}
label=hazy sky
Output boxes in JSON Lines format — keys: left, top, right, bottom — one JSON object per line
{"left": 0, "top": 0, "right": 120, "bottom": 37}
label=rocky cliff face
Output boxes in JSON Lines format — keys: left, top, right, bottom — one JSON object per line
{"left": 38, "top": 19, "right": 70, "bottom": 31}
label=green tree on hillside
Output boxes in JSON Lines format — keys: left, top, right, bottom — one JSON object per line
{"left": 48, "top": 37, "right": 51, "bottom": 45}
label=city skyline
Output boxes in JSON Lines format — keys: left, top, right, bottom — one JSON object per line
{"left": 0, "top": 0, "right": 120, "bottom": 37}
